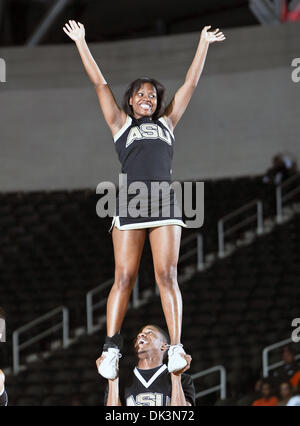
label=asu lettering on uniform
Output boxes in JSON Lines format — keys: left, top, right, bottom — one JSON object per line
{"left": 127, "top": 392, "right": 171, "bottom": 406}
{"left": 126, "top": 123, "right": 173, "bottom": 148}
{"left": 113, "top": 114, "right": 175, "bottom": 182}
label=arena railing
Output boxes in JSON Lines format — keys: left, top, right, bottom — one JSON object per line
{"left": 155, "top": 232, "right": 203, "bottom": 296}
{"left": 262, "top": 337, "right": 300, "bottom": 378}
{"left": 86, "top": 233, "right": 203, "bottom": 332}
{"left": 86, "top": 276, "right": 141, "bottom": 335}
{"left": 12, "top": 306, "right": 69, "bottom": 375}
{"left": 191, "top": 365, "right": 226, "bottom": 401}
{"left": 86, "top": 278, "right": 114, "bottom": 335}
{"left": 178, "top": 232, "right": 204, "bottom": 271}
{"left": 218, "top": 199, "right": 263, "bottom": 258}
{"left": 276, "top": 172, "right": 300, "bottom": 224}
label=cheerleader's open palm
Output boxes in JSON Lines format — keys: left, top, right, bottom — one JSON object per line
{"left": 63, "top": 20, "right": 85, "bottom": 42}
{"left": 201, "top": 25, "right": 225, "bottom": 43}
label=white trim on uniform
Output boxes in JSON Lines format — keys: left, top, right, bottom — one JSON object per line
{"left": 110, "top": 216, "right": 187, "bottom": 231}
{"left": 133, "top": 364, "right": 167, "bottom": 389}
{"left": 113, "top": 115, "right": 132, "bottom": 143}
{"left": 158, "top": 116, "right": 175, "bottom": 139}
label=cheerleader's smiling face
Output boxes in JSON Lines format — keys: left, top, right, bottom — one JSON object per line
{"left": 129, "top": 83, "right": 158, "bottom": 119}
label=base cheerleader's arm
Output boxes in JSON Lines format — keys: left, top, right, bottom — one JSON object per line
{"left": 97, "top": 355, "right": 122, "bottom": 406}
{"left": 170, "top": 354, "right": 193, "bottom": 406}
{"left": 106, "top": 378, "right": 122, "bottom": 406}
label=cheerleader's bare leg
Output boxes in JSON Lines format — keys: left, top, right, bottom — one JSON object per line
{"left": 98, "top": 227, "right": 146, "bottom": 379}
{"left": 148, "top": 224, "right": 188, "bottom": 372}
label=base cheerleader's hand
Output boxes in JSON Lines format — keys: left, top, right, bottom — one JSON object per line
{"left": 171, "top": 354, "right": 192, "bottom": 376}
{"left": 96, "top": 354, "right": 119, "bottom": 380}
{"left": 63, "top": 20, "right": 85, "bottom": 43}
{"left": 201, "top": 25, "right": 226, "bottom": 44}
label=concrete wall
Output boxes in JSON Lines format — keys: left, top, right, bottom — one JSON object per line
{"left": 0, "top": 22, "right": 299, "bottom": 191}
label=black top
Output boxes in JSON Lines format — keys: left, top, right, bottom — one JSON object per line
{"left": 104, "top": 364, "right": 195, "bottom": 406}
{"left": 0, "top": 389, "right": 8, "bottom": 406}
{"left": 113, "top": 115, "right": 175, "bottom": 181}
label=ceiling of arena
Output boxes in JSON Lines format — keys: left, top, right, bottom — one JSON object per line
{"left": 0, "top": 0, "right": 268, "bottom": 46}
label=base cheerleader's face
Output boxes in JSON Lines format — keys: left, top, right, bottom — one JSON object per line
{"left": 129, "top": 83, "right": 158, "bottom": 119}
{"left": 134, "top": 325, "right": 168, "bottom": 358}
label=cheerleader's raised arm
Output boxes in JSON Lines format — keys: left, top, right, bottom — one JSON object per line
{"left": 63, "top": 19, "right": 126, "bottom": 136}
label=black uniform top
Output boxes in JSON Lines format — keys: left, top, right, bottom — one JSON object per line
{"left": 0, "top": 388, "right": 8, "bottom": 406}
{"left": 113, "top": 114, "right": 175, "bottom": 182}
{"left": 104, "top": 364, "right": 195, "bottom": 406}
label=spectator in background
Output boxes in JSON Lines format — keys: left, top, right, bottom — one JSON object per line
{"left": 287, "top": 381, "right": 300, "bottom": 406}
{"left": 262, "top": 153, "right": 298, "bottom": 186}
{"left": 277, "top": 381, "right": 293, "bottom": 406}
{"left": 252, "top": 381, "right": 278, "bottom": 406}
{"left": 0, "top": 370, "right": 8, "bottom": 406}
{"left": 271, "top": 345, "right": 300, "bottom": 385}
{"left": 237, "top": 378, "right": 263, "bottom": 406}
{"left": 290, "top": 369, "right": 300, "bottom": 390}
{"left": 249, "top": 378, "right": 263, "bottom": 402}
{"left": 254, "top": 378, "right": 263, "bottom": 394}
{"left": 280, "top": 0, "right": 300, "bottom": 22}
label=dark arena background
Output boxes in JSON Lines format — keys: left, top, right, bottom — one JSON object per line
{"left": 1, "top": 0, "right": 300, "bottom": 409}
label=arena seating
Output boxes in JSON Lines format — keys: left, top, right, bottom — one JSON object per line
{"left": 0, "top": 176, "right": 268, "bottom": 364}
{"left": 2, "top": 174, "right": 298, "bottom": 405}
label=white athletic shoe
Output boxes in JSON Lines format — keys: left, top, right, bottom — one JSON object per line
{"left": 98, "top": 348, "right": 122, "bottom": 380}
{"left": 167, "top": 344, "right": 188, "bottom": 373}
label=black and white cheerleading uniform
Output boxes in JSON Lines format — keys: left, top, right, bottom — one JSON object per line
{"left": 0, "top": 387, "right": 8, "bottom": 406}
{"left": 109, "top": 114, "right": 187, "bottom": 231}
{"left": 104, "top": 364, "right": 195, "bottom": 406}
